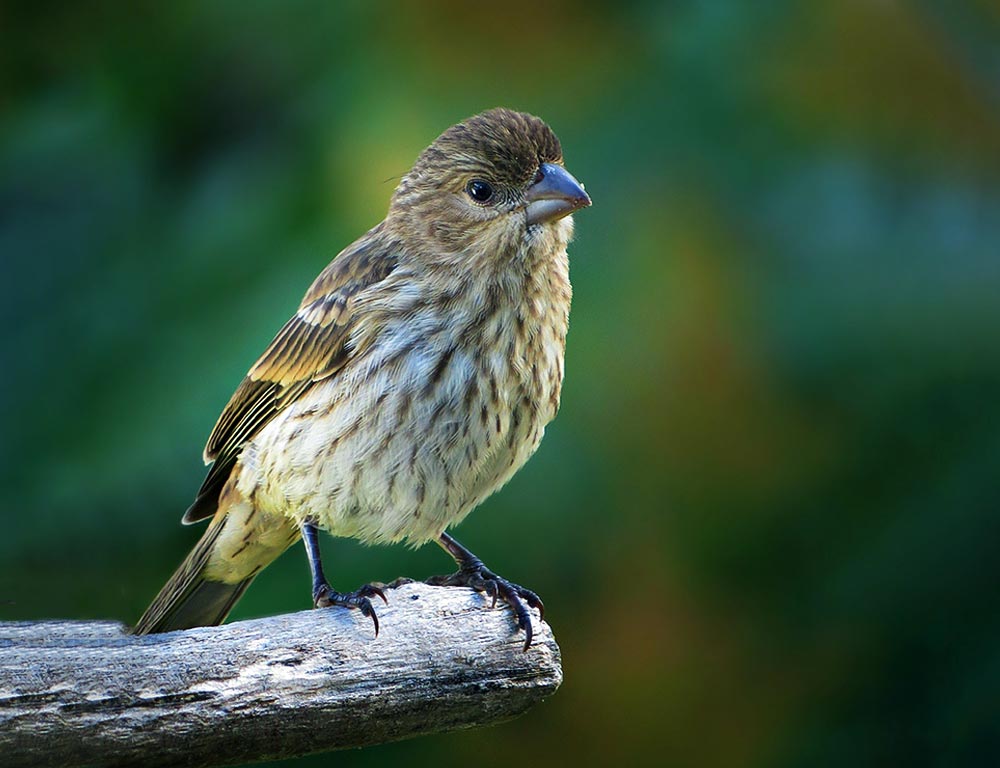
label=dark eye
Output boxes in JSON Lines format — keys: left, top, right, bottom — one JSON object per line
{"left": 466, "top": 179, "right": 494, "bottom": 203}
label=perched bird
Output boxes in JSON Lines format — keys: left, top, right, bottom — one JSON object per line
{"left": 133, "top": 108, "right": 591, "bottom": 649}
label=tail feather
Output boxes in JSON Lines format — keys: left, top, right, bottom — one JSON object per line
{"left": 139, "top": 578, "right": 254, "bottom": 633}
{"left": 132, "top": 515, "right": 253, "bottom": 635}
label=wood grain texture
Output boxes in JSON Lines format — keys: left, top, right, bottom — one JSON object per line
{"left": 0, "top": 582, "right": 562, "bottom": 768}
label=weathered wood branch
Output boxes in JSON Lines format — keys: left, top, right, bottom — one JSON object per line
{"left": 0, "top": 582, "right": 561, "bottom": 768}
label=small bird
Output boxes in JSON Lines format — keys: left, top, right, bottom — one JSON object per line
{"left": 133, "top": 108, "right": 591, "bottom": 649}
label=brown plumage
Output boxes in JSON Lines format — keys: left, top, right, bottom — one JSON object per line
{"left": 133, "top": 108, "right": 591, "bottom": 648}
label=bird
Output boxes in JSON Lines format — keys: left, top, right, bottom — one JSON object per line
{"left": 132, "top": 108, "right": 591, "bottom": 650}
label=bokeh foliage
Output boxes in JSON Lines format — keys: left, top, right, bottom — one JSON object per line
{"left": 3, "top": 1, "right": 999, "bottom": 766}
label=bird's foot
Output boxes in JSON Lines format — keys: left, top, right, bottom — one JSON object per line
{"left": 313, "top": 582, "right": 388, "bottom": 637}
{"left": 426, "top": 563, "right": 544, "bottom": 651}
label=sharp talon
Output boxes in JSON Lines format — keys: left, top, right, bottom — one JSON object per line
{"left": 357, "top": 583, "right": 388, "bottom": 604}
{"left": 313, "top": 583, "right": 384, "bottom": 638}
{"left": 521, "top": 589, "right": 544, "bottom": 619}
{"left": 511, "top": 598, "right": 533, "bottom": 651}
{"left": 357, "top": 598, "right": 380, "bottom": 636}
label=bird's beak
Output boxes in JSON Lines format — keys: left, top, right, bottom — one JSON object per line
{"left": 525, "top": 163, "right": 591, "bottom": 226}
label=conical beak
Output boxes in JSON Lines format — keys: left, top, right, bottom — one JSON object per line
{"left": 525, "top": 163, "right": 592, "bottom": 225}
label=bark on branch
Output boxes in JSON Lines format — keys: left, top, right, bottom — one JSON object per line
{"left": 0, "top": 582, "right": 562, "bottom": 768}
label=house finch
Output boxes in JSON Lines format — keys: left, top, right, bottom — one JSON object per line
{"left": 133, "top": 108, "right": 591, "bottom": 649}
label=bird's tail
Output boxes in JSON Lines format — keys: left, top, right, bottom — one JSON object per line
{"left": 131, "top": 503, "right": 298, "bottom": 635}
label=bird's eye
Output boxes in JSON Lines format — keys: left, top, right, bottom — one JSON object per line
{"left": 466, "top": 179, "right": 494, "bottom": 203}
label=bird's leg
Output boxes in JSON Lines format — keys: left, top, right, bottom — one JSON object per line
{"left": 300, "top": 520, "right": 387, "bottom": 636}
{"left": 426, "top": 531, "right": 544, "bottom": 651}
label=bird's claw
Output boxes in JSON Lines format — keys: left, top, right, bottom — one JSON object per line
{"left": 313, "top": 582, "right": 387, "bottom": 637}
{"left": 426, "top": 566, "right": 544, "bottom": 651}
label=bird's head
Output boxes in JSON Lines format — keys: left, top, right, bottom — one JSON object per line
{"left": 388, "top": 108, "right": 591, "bottom": 266}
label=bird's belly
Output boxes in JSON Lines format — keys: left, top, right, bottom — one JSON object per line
{"left": 241, "top": 338, "right": 558, "bottom": 546}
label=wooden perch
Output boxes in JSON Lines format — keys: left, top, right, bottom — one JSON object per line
{"left": 0, "top": 582, "right": 562, "bottom": 768}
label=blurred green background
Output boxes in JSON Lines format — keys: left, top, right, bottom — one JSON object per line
{"left": 3, "top": 1, "right": 999, "bottom": 765}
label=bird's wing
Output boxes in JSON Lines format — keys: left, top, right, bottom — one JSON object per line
{"left": 183, "top": 233, "right": 399, "bottom": 524}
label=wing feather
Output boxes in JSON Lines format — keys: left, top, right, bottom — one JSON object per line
{"left": 183, "top": 230, "right": 399, "bottom": 524}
